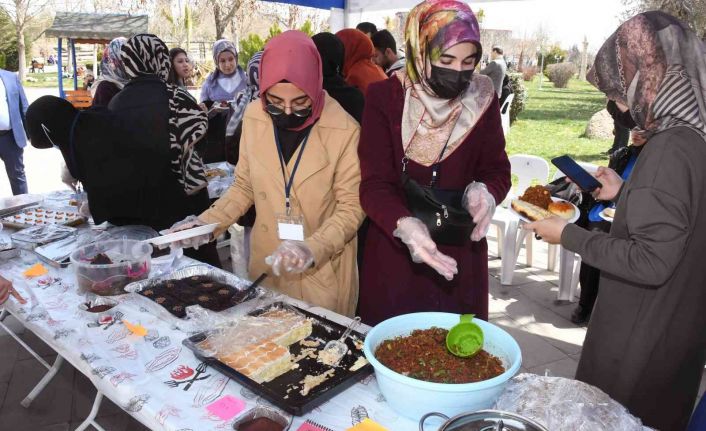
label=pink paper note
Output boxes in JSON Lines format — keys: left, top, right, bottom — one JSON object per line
{"left": 206, "top": 395, "right": 246, "bottom": 421}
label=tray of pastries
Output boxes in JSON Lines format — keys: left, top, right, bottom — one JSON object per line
{"left": 1, "top": 206, "right": 84, "bottom": 229}
{"left": 126, "top": 265, "right": 265, "bottom": 321}
{"left": 183, "top": 302, "right": 372, "bottom": 416}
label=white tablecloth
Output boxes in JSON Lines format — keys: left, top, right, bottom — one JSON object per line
{"left": 0, "top": 253, "right": 421, "bottom": 431}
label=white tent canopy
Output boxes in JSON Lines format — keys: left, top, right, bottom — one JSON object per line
{"left": 262, "top": 0, "right": 530, "bottom": 32}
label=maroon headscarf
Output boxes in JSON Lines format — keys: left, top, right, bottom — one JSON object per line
{"left": 259, "top": 30, "right": 325, "bottom": 131}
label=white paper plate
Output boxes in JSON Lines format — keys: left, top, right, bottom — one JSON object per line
{"left": 511, "top": 197, "right": 580, "bottom": 224}
{"left": 599, "top": 208, "right": 615, "bottom": 223}
{"left": 147, "top": 223, "right": 219, "bottom": 247}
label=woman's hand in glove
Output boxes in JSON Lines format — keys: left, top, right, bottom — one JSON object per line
{"left": 265, "top": 241, "right": 315, "bottom": 277}
{"left": 164, "top": 215, "right": 212, "bottom": 250}
{"left": 394, "top": 217, "right": 458, "bottom": 281}
{"left": 463, "top": 182, "right": 496, "bottom": 242}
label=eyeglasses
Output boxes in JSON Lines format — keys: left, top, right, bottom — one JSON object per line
{"left": 265, "top": 98, "right": 312, "bottom": 117}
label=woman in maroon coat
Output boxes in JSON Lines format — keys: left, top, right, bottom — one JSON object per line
{"left": 358, "top": 0, "right": 511, "bottom": 325}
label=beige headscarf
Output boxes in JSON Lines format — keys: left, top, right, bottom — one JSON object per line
{"left": 399, "top": 0, "right": 495, "bottom": 167}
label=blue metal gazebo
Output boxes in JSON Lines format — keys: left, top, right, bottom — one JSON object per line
{"left": 43, "top": 12, "right": 148, "bottom": 99}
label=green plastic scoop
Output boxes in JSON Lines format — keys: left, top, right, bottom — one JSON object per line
{"left": 446, "top": 314, "right": 484, "bottom": 357}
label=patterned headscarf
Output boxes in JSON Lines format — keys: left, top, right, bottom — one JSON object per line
{"left": 212, "top": 39, "right": 238, "bottom": 71}
{"left": 122, "top": 34, "right": 208, "bottom": 195}
{"left": 121, "top": 34, "right": 171, "bottom": 81}
{"left": 400, "top": 0, "right": 495, "bottom": 167}
{"left": 99, "top": 37, "right": 128, "bottom": 87}
{"left": 588, "top": 12, "right": 706, "bottom": 138}
{"left": 226, "top": 51, "right": 263, "bottom": 137}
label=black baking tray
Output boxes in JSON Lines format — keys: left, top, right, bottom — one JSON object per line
{"left": 182, "top": 302, "right": 372, "bottom": 415}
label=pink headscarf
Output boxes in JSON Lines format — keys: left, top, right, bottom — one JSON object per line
{"left": 259, "top": 30, "right": 325, "bottom": 131}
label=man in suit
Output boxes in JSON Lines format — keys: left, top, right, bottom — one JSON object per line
{"left": 480, "top": 46, "right": 508, "bottom": 98}
{"left": 0, "top": 68, "right": 29, "bottom": 195}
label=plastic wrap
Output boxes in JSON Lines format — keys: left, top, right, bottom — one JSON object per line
{"left": 228, "top": 224, "right": 248, "bottom": 278}
{"left": 206, "top": 162, "right": 235, "bottom": 199}
{"left": 493, "top": 374, "right": 652, "bottom": 431}
{"left": 11, "top": 224, "right": 76, "bottom": 248}
{"left": 125, "top": 265, "right": 271, "bottom": 333}
{"left": 188, "top": 302, "right": 309, "bottom": 358}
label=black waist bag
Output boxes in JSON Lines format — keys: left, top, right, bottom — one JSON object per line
{"left": 402, "top": 173, "right": 475, "bottom": 246}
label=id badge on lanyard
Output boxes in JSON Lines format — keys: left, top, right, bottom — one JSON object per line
{"left": 274, "top": 128, "right": 310, "bottom": 242}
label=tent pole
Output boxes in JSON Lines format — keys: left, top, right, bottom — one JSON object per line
{"left": 71, "top": 39, "right": 78, "bottom": 91}
{"left": 57, "top": 38, "right": 64, "bottom": 99}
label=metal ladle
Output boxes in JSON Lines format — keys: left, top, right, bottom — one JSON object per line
{"left": 319, "top": 316, "right": 362, "bottom": 366}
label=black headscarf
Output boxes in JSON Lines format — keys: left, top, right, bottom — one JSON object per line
{"left": 312, "top": 32, "right": 365, "bottom": 123}
{"left": 25, "top": 95, "right": 155, "bottom": 225}
{"left": 121, "top": 34, "right": 208, "bottom": 195}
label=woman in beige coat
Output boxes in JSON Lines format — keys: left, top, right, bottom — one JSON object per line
{"left": 170, "top": 31, "right": 364, "bottom": 316}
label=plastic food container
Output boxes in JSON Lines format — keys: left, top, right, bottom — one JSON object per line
{"left": 362, "top": 312, "right": 522, "bottom": 421}
{"left": 77, "top": 296, "right": 119, "bottom": 321}
{"left": 71, "top": 239, "right": 151, "bottom": 296}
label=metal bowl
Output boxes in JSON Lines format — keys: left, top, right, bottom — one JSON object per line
{"left": 420, "top": 410, "right": 548, "bottom": 431}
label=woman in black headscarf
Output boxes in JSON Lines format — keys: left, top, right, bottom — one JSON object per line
{"left": 26, "top": 34, "right": 221, "bottom": 268}
{"left": 312, "top": 32, "right": 365, "bottom": 123}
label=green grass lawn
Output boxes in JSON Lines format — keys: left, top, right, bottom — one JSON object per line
{"left": 506, "top": 78, "right": 612, "bottom": 177}
{"left": 23, "top": 73, "right": 79, "bottom": 89}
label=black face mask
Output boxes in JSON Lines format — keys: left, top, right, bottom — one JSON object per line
{"left": 270, "top": 112, "right": 309, "bottom": 130}
{"left": 428, "top": 65, "right": 473, "bottom": 99}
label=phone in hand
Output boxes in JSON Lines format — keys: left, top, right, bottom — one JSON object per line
{"left": 551, "top": 155, "right": 602, "bottom": 192}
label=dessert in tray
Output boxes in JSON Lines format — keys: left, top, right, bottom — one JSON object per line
{"left": 139, "top": 275, "right": 255, "bottom": 318}
{"left": 198, "top": 308, "right": 313, "bottom": 383}
{"left": 2, "top": 207, "right": 84, "bottom": 228}
{"left": 184, "top": 302, "right": 372, "bottom": 415}
{"left": 511, "top": 185, "right": 577, "bottom": 222}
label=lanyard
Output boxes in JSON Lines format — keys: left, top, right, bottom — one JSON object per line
{"left": 401, "top": 135, "right": 452, "bottom": 187}
{"left": 274, "top": 128, "right": 311, "bottom": 216}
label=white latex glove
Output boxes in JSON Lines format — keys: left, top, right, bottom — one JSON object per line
{"left": 163, "top": 215, "right": 212, "bottom": 250}
{"left": 463, "top": 182, "right": 496, "bottom": 242}
{"left": 60, "top": 163, "right": 79, "bottom": 191}
{"left": 265, "top": 240, "right": 315, "bottom": 277}
{"left": 78, "top": 200, "right": 91, "bottom": 219}
{"left": 394, "top": 217, "right": 458, "bottom": 281}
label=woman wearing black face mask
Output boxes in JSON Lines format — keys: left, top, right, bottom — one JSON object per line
{"left": 167, "top": 31, "right": 365, "bottom": 317}
{"left": 357, "top": 0, "right": 511, "bottom": 325}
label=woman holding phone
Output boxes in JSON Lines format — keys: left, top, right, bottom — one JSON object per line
{"left": 527, "top": 12, "right": 706, "bottom": 430}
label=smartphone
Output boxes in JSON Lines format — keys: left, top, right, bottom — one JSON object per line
{"left": 551, "top": 155, "right": 602, "bottom": 192}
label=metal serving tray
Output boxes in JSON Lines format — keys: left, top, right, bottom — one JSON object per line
{"left": 125, "top": 265, "right": 266, "bottom": 326}
{"left": 183, "top": 302, "right": 372, "bottom": 416}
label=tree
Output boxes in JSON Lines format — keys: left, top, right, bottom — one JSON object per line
{"left": 208, "top": 0, "right": 254, "bottom": 40}
{"left": 0, "top": 0, "right": 49, "bottom": 81}
{"left": 622, "top": 0, "right": 706, "bottom": 38}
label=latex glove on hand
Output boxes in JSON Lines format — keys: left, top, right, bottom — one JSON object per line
{"left": 394, "top": 217, "right": 458, "bottom": 281}
{"left": 164, "top": 215, "right": 212, "bottom": 250}
{"left": 463, "top": 182, "right": 496, "bottom": 242}
{"left": 265, "top": 241, "right": 315, "bottom": 277}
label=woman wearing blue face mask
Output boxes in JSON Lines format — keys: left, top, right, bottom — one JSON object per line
{"left": 357, "top": 0, "right": 511, "bottom": 325}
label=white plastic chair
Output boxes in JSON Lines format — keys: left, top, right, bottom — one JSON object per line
{"left": 548, "top": 161, "right": 599, "bottom": 301}
{"left": 500, "top": 93, "right": 514, "bottom": 136}
{"left": 491, "top": 154, "right": 550, "bottom": 285}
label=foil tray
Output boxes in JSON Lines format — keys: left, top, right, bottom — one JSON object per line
{"left": 125, "top": 265, "right": 267, "bottom": 329}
